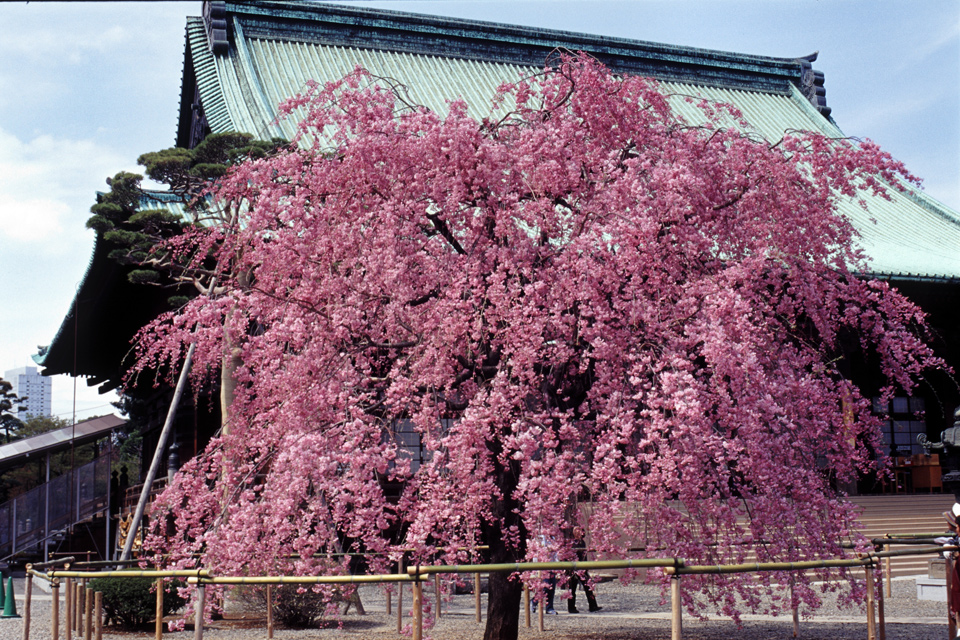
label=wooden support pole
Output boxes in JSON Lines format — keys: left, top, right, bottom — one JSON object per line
{"left": 671, "top": 575, "right": 682, "bottom": 640}
{"left": 884, "top": 543, "right": 892, "bottom": 598}
{"left": 434, "top": 573, "right": 441, "bottom": 618}
{"left": 524, "top": 583, "right": 531, "bottom": 628}
{"left": 193, "top": 584, "right": 205, "bottom": 640}
{"left": 948, "top": 554, "right": 957, "bottom": 640}
{"left": 865, "top": 565, "right": 876, "bottom": 640}
{"left": 52, "top": 582, "right": 59, "bottom": 640}
{"left": 155, "top": 578, "right": 164, "bottom": 640}
{"left": 412, "top": 580, "right": 423, "bottom": 640}
{"left": 474, "top": 573, "right": 481, "bottom": 623}
{"left": 94, "top": 592, "right": 102, "bottom": 640}
{"left": 875, "top": 566, "right": 886, "bottom": 640}
{"left": 537, "top": 589, "right": 544, "bottom": 632}
{"left": 64, "top": 577, "right": 72, "bottom": 640}
{"left": 397, "top": 559, "right": 404, "bottom": 634}
{"left": 75, "top": 583, "right": 83, "bottom": 635}
{"left": 385, "top": 585, "right": 391, "bottom": 616}
{"left": 22, "top": 571, "right": 33, "bottom": 640}
{"left": 84, "top": 588, "right": 93, "bottom": 640}
{"left": 266, "top": 585, "right": 274, "bottom": 640}
{"left": 790, "top": 577, "right": 799, "bottom": 638}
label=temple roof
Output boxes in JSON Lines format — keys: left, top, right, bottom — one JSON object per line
{"left": 176, "top": 0, "right": 960, "bottom": 282}
{"left": 35, "top": 0, "right": 960, "bottom": 388}
{"left": 33, "top": 191, "right": 190, "bottom": 383}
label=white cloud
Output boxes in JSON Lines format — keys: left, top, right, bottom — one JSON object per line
{"left": 896, "top": 20, "right": 960, "bottom": 70}
{"left": 0, "top": 194, "right": 66, "bottom": 241}
{"left": 0, "top": 22, "right": 130, "bottom": 65}
{"left": 0, "top": 127, "right": 129, "bottom": 245}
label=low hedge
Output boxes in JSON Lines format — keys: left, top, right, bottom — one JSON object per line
{"left": 87, "top": 575, "right": 186, "bottom": 629}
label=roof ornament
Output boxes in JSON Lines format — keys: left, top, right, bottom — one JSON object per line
{"left": 203, "top": 1, "right": 229, "bottom": 56}
{"left": 797, "top": 51, "right": 831, "bottom": 118}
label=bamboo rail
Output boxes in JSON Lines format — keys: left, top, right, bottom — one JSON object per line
{"left": 31, "top": 535, "right": 957, "bottom": 640}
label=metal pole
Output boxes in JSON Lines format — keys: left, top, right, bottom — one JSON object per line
{"left": 120, "top": 342, "right": 197, "bottom": 563}
{"left": 104, "top": 443, "right": 111, "bottom": 562}
{"left": 45, "top": 453, "right": 51, "bottom": 564}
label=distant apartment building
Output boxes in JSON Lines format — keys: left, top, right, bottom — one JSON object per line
{"left": 4, "top": 366, "right": 51, "bottom": 419}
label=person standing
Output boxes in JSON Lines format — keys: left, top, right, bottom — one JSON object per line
{"left": 567, "top": 526, "right": 601, "bottom": 613}
{"left": 939, "top": 504, "right": 960, "bottom": 635}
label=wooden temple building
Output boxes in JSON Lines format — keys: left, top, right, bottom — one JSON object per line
{"left": 24, "top": 0, "right": 960, "bottom": 560}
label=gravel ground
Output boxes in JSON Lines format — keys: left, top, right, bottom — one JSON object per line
{"left": 0, "top": 576, "right": 950, "bottom": 640}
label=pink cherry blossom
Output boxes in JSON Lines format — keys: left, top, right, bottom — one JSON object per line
{"left": 136, "top": 56, "right": 944, "bottom": 639}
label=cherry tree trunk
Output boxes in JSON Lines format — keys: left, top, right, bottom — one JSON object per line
{"left": 482, "top": 452, "right": 525, "bottom": 640}
{"left": 484, "top": 559, "right": 523, "bottom": 640}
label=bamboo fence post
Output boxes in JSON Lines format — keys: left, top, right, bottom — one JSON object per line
{"left": 412, "top": 578, "right": 423, "bottom": 640}
{"left": 64, "top": 577, "right": 72, "bottom": 640}
{"left": 884, "top": 542, "right": 892, "bottom": 598}
{"left": 434, "top": 573, "right": 441, "bottom": 618}
{"left": 155, "top": 578, "right": 164, "bottom": 640}
{"left": 875, "top": 566, "right": 886, "bottom": 640}
{"left": 266, "top": 585, "right": 274, "bottom": 639}
{"left": 94, "top": 592, "right": 102, "bottom": 640}
{"left": 537, "top": 588, "right": 544, "bottom": 632}
{"left": 385, "top": 584, "right": 391, "bottom": 616}
{"left": 948, "top": 554, "right": 957, "bottom": 640}
{"left": 85, "top": 588, "right": 93, "bottom": 640}
{"left": 52, "top": 581, "right": 59, "bottom": 640}
{"left": 396, "top": 557, "right": 404, "bottom": 634}
{"left": 475, "top": 573, "right": 481, "bottom": 623}
{"left": 75, "top": 583, "right": 83, "bottom": 635}
{"left": 193, "top": 584, "right": 205, "bottom": 640}
{"left": 81, "top": 580, "right": 88, "bottom": 633}
{"left": 22, "top": 569, "right": 33, "bottom": 640}
{"left": 671, "top": 575, "right": 682, "bottom": 640}
{"left": 790, "top": 576, "right": 799, "bottom": 638}
{"left": 524, "top": 583, "right": 530, "bottom": 628}
{"left": 865, "top": 565, "right": 876, "bottom": 640}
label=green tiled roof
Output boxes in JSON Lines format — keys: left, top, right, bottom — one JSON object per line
{"left": 176, "top": 0, "right": 959, "bottom": 281}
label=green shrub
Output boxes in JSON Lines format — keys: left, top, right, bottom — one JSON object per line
{"left": 87, "top": 575, "right": 186, "bottom": 629}
{"left": 238, "top": 583, "right": 349, "bottom": 628}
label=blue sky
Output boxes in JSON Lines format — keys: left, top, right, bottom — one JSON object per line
{"left": 0, "top": 1, "right": 957, "bottom": 420}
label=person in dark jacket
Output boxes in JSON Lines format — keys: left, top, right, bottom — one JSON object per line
{"left": 941, "top": 505, "right": 960, "bottom": 635}
{"left": 567, "top": 526, "right": 601, "bottom": 613}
